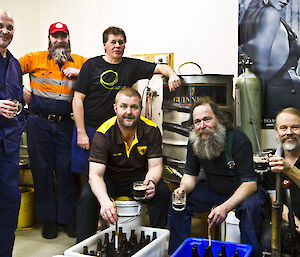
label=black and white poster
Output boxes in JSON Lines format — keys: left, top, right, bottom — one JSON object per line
{"left": 239, "top": 0, "right": 300, "bottom": 128}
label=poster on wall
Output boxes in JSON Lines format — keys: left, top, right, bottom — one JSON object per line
{"left": 238, "top": 0, "right": 300, "bottom": 128}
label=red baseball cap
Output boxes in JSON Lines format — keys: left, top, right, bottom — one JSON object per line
{"left": 49, "top": 22, "right": 69, "bottom": 35}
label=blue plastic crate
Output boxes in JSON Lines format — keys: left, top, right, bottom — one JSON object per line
{"left": 171, "top": 237, "right": 253, "bottom": 257}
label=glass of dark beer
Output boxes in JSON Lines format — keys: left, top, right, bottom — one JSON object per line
{"left": 172, "top": 192, "right": 186, "bottom": 211}
{"left": 133, "top": 181, "right": 147, "bottom": 200}
{"left": 253, "top": 152, "right": 270, "bottom": 174}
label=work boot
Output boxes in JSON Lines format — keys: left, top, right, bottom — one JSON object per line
{"left": 42, "top": 220, "right": 57, "bottom": 239}
{"left": 64, "top": 221, "right": 76, "bottom": 238}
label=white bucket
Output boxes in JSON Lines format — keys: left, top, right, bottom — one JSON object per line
{"left": 221, "top": 211, "right": 240, "bottom": 243}
{"left": 110, "top": 200, "right": 144, "bottom": 227}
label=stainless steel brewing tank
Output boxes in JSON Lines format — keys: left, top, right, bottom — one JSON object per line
{"left": 162, "top": 74, "right": 234, "bottom": 182}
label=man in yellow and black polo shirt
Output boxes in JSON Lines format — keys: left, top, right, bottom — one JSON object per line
{"left": 19, "top": 22, "right": 87, "bottom": 239}
{"left": 77, "top": 87, "right": 170, "bottom": 242}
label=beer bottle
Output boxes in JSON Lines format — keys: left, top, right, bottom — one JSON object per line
{"left": 139, "top": 230, "right": 146, "bottom": 247}
{"left": 152, "top": 231, "right": 157, "bottom": 241}
{"left": 219, "top": 244, "right": 227, "bottom": 257}
{"left": 96, "top": 239, "right": 102, "bottom": 256}
{"left": 146, "top": 235, "right": 151, "bottom": 245}
{"left": 203, "top": 245, "right": 213, "bottom": 257}
{"left": 83, "top": 245, "right": 89, "bottom": 255}
{"left": 129, "top": 229, "right": 135, "bottom": 243}
{"left": 233, "top": 250, "right": 239, "bottom": 256}
{"left": 191, "top": 244, "right": 200, "bottom": 257}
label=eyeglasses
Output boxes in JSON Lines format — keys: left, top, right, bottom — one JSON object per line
{"left": 0, "top": 23, "right": 14, "bottom": 32}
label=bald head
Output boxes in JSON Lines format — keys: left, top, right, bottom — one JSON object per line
{"left": 0, "top": 9, "right": 15, "bottom": 56}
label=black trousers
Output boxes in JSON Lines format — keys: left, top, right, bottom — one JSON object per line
{"left": 76, "top": 174, "right": 170, "bottom": 243}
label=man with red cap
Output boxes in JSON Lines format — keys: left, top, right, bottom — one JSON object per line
{"left": 19, "top": 22, "right": 87, "bottom": 239}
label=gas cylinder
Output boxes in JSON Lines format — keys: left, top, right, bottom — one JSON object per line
{"left": 235, "top": 56, "right": 262, "bottom": 152}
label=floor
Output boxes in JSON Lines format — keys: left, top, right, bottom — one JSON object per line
{"left": 13, "top": 223, "right": 76, "bottom": 257}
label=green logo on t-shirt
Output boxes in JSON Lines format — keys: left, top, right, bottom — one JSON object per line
{"left": 100, "top": 70, "right": 120, "bottom": 89}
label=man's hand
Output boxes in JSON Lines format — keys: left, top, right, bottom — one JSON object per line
{"left": 269, "top": 154, "right": 291, "bottom": 174}
{"left": 207, "top": 204, "right": 229, "bottom": 227}
{"left": 144, "top": 179, "right": 155, "bottom": 199}
{"left": 77, "top": 132, "right": 90, "bottom": 150}
{"left": 174, "top": 185, "right": 185, "bottom": 197}
{"left": 63, "top": 67, "right": 80, "bottom": 79}
{"left": 0, "top": 100, "right": 18, "bottom": 119}
{"left": 168, "top": 74, "right": 181, "bottom": 92}
{"left": 100, "top": 198, "right": 118, "bottom": 225}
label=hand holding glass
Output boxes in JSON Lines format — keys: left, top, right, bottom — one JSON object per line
{"left": 172, "top": 191, "right": 186, "bottom": 211}
{"left": 6, "top": 99, "right": 22, "bottom": 117}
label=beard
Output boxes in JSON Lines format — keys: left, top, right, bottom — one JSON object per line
{"left": 280, "top": 135, "right": 300, "bottom": 151}
{"left": 189, "top": 122, "right": 227, "bottom": 160}
{"left": 48, "top": 41, "right": 71, "bottom": 64}
{"left": 117, "top": 114, "right": 139, "bottom": 129}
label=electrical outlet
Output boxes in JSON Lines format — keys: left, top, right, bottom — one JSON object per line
{"left": 155, "top": 55, "right": 168, "bottom": 64}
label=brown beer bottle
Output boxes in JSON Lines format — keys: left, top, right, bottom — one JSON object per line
{"left": 96, "top": 239, "right": 102, "bottom": 256}
{"left": 82, "top": 245, "right": 89, "bottom": 255}
{"left": 152, "top": 231, "right": 157, "bottom": 241}
{"left": 233, "top": 250, "right": 239, "bottom": 256}
{"left": 218, "top": 244, "right": 227, "bottom": 257}
{"left": 191, "top": 244, "right": 200, "bottom": 257}
{"left": 139, "top": 230, "right": 146, "bottom": 249}
{"left": 203, "top": 245, "right": 213, "bottom": 257}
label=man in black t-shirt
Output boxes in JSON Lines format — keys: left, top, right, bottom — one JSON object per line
{"left": 71, "top": 26, "right": 180, "bottom": 176}
{"left": 264, "top": 107, "right": 300, "bottom": 253}
{"left": 168, "top": 97, "right": 267, "bottom": 257}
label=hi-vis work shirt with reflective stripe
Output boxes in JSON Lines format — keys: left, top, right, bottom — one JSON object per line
{"left": 19, "top": 51, "right": 87, "bottom": 115}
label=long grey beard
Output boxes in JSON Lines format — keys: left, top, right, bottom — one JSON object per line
{"left": 49, "top": 43, "right": 71, "bottom": 64}
{"left": 189, "top": 122, "right": 227, "bottom": 160}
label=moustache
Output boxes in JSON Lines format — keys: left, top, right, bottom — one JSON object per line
{"left": 282, "top": 135, "right": 296, "bottom": 143}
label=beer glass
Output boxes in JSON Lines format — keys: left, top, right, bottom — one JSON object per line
{"left": 172, "top": 191, "right": 186, "bottom": 211}
{"left": 253, "top": 152, "right": 270, "bottom": 174}
{"left": 7, "top": 99, "right": 23, "bottom": 116}
{"left": 133, "top": 181, "right": 146, "bottom": 200}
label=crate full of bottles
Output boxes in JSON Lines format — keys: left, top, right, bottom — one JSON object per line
{"left": 64, "top": 225, "right": 169, "bottom": 257}
{"left": 171, "top": 237, "right": 253, "bottom": 257}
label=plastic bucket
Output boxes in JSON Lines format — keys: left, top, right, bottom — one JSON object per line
{"left": 221, "top": 211, "right": 240, "bottom": 243}
{"left": 110, "top": 196, "right": 144, "bottom": 227}
{"left": 17, "top": 186, "right": 34, "bottom": 230}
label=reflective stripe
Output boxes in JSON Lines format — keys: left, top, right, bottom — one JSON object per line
{"left": 30, "top": 74, "right": 74, "bottom": 88}
{"left": 31, "top": 87, "right": 73, "bottom": 102}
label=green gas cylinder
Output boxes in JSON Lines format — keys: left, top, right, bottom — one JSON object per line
{"left": 235, "top": 57, "right": 262, "bottom": 152}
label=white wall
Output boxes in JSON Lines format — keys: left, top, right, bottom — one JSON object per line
{"left": 0, "top": 0, "right": 276, "bottom": 149}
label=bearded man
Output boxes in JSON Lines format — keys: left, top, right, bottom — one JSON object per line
{"left": 168, "top": 97, "right": 267, "bottom": 257}
{"left": 19, "top": 22, "right": 87, "bottom": 239}
{"left": 264, "top": 107, "right": 300, "bottom": 254}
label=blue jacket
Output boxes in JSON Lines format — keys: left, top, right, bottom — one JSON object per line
{"left": 0, "top": 50, "right": 25, "bottom": 156}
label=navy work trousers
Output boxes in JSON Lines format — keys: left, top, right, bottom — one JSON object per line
{"left": 26, "top": 115, "right": 77, "bottom": 224}
{"left": 0, "top": 144, "right": 20, "bottom": 257}
{"left": 168, "top": 182, "right": 267, "bottom": 257}
{"left": 76, "top": 174, "right": 171, "bottom": 243}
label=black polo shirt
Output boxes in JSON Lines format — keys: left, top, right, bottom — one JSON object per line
{"left": 185, "top": 128, "right": 257, "bottom": 195}
{"left": 89, "top": 116, "right": 162, "bottom": 178}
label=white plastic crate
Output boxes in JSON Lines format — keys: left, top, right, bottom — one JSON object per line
{"left": 64, "top": 225, "right": 169, "bottom": 257}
